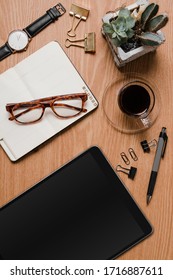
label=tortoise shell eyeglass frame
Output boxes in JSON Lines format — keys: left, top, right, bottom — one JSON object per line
{"left": 6, "top": 93, "right": 88, "bottom": 124}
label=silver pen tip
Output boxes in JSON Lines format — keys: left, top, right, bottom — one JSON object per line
{"left": 147, "top": 195, "right": 152, "bottom": 205}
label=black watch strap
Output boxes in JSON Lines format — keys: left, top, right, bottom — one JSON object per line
{"left": 0, "top": 43, "right": 13, "bottom": 61}
{"left": 24, "top": 3, "right": 66, "bottom": 38}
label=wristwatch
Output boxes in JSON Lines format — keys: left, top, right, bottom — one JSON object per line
{"left": 0, "top": 3, "right": 66, "bottom": 61}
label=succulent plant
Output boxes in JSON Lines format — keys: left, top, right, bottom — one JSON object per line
{"left": 102, "top": 2, "right": 168, "bottom": 48}
{"left": 103, "top": 8, "right": 136, "bottom": 47}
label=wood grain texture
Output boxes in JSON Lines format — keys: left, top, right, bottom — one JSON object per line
{"left": 0, "top": 0, "right": 173, "bottom": 260}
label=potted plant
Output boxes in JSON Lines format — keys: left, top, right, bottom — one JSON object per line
{"left": 102, "top": 1, "right": 168, "bottom": 67}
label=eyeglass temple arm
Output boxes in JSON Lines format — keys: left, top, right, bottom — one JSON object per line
{"left": 27, "top": 93, "right": 87, "bottom": 103}
{"left": 6, "top": 103, "right": 41, "bottom": 108}
{"left": 54, "top": 103, "right": 87, "bottom": 112}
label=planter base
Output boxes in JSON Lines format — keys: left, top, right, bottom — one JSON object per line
{"left": 103, "top": 34, "right": 158, "bottom": 67}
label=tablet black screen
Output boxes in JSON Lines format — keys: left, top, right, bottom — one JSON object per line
{"left": 0, "top": 146, "right": 152, "bottom": 259}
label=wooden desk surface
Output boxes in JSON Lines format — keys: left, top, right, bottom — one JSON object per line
{"left": 0, "top": 0, "right": 173, "bottom": 260}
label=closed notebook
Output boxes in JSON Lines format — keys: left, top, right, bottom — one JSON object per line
{"left": 0, "top": 41, "right": 98, "bottom": 161}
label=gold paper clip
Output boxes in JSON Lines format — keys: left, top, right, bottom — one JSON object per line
{"left": 67, "top": 4, "right": 90, "bottom": 37}
{"left": 128, "top": 148, "right": 138, "bottom": 161}
{"left": 65, "top": 32, "right": 96, "bottom": 53}
{"left": 120, "top": 152, "right": 130, "bottom": 165}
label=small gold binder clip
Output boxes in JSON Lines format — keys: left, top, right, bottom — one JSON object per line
{"left": 67, "top": 4, "right": 90, "bottom": 37}
{"left": 65, "top": 32, "right": 96, "bottom": 53}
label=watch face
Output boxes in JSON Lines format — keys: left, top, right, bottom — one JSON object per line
{"left": 8, "top": 30, "right": 29, "bottom": 51}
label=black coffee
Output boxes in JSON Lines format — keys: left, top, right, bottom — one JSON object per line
{"left": 118, "top": 84, "right": 151, "bottom": 116}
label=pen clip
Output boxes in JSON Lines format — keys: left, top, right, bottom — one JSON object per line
{"left": 161, "top": 131, "right": 168, "bottom": 158}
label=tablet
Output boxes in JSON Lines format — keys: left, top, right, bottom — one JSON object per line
{"left": 0, "top": 146, "right": 152, "bottom": 260}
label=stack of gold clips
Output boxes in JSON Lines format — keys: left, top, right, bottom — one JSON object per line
{"left": 65, "top": 4, "right": 96, "bottom": 53}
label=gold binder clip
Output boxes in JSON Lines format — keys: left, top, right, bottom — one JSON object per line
{"left": 116, "top": 165, "right": 137, "bottom": 180}
{"left": 67, "top": 4, "right": 90, "bottom": 37}
{"left": 65, "top": 32, "right": 96, "bottom": 53}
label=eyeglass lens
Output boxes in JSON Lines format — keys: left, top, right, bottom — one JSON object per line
{"left": 53, "top": 98, "right": 83, "bottom": 117}
{"left": 12, "top": 105, "right": 43, "bottom": 123}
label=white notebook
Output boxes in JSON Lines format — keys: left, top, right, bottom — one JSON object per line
{"left": 0, "top": 41, "right": 98, "bottom": 161}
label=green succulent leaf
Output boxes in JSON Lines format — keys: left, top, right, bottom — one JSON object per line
{"left": 137, "top": 32, "right": 164, "bottom": 46}
{"left": 141, "top": 3, "right": 159, "bottom": 30}
{"left": 126, "top": 29, "right": 135, "bottom": 38}
{"left": 146, "top": 14, "right": 169, "bottom": 32}
{"left": 112, "top": 37, "right": 122, "bottom": 47}
{"left": 125, "top": 16, "right": 135, "bottom": 29}
{"left": 112, "top": 32, "right": 117, "bottom": 39}
{"left": 117, "top": 31, "right": 128, "bottom": 38}
{"left": 113, "top": 17, "right": 126, "bottom": 32}
{"left": 118, "top": 8, "right": 130, "bottom": 18}
{"left": 102, "top": 23, "right": 114, "bottom": 34}
{"left": 115, "top": 33, "right": 121, "bottom": 41}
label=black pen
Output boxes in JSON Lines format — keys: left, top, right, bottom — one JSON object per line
{"left": 147, "top": 127, "right": 168, "bottom": 205}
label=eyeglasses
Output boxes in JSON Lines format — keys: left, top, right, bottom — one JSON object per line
{"left": 6, "top": 93, "right": 88, "bottom": 124}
